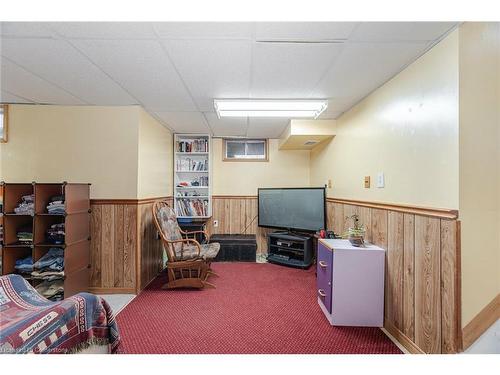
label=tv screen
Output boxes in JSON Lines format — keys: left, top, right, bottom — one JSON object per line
{"left": 258, "top": 187, "right": 326, "bottom": 232}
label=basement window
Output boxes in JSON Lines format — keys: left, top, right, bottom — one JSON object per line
{"left": 223, "top": 139, "right": 268, "bottom": 162}
{"left": 0, "top": 105, "right": 8, "bottom": 143}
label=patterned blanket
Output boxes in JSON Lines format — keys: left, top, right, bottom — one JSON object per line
{"left": 0, "top": 274, "right": 120, "bottom": 354}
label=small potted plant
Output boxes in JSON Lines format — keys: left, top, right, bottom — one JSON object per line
{"left": 344, "top": 214, "right": 365, "bottom": 247}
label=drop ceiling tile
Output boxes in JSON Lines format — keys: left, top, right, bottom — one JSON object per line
{"left": 0, "top": 22, "right": 54, "bottom": 38}
{"left": 152, "top": 111, "right": 210, "bottom": 133}
{"left": 163, "top": 39, "right": 251, "bottom": 111}
{"left": 204, "top": 112, "right": 247, "bottom": 136}
{"left": 251, "top": 42, "right": 344, "bottom": 98}
{"left": 1, "top": 90, "right": 31, "bottom": 103}
{"left": 247, "top": 118, "right": 289, "bottom": 138}
{"left": 47, "top": 22, "right": 157, "bottom": 39}
{"left": 255, "top": 22, "right": 358, "bottom": 41}
{"left": 72, "top": 39, "right": 196, "bottom": 111}
{"left": 153, "top": 22, "right": 253, "bottom": 39}
{"left": 348, "top": 22, "right": 457, "bottom": 42}
{"left": 1, "top": 58, "right": 85, "bottom": 104}
{"left": 1, "top": 38, "right": 136, "bottom": 105}
{"left": 315, "top": 42, "right": 430, "bottom": 100}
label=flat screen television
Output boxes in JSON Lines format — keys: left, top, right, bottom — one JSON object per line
{"left": 258, "top": 187, "right": 326, "bottom": 232}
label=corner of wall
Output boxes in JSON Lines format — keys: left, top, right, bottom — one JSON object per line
{"left": 309, "top": 30, "right": 459, "bottom": 208}
{"left": 458, "top": 22, "right": 500, "bottom": 327}
{"left": 137, "top": 108, "right": 173, "bottom": 199}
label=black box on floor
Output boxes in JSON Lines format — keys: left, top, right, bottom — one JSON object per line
{"left": 210, "top": 234, "right": 257, "bottom": 262}
{"left": 178, "top": 222, "right": 206, "bottom": 243}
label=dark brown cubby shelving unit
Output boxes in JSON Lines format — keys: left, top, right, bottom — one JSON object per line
{"left": 0, "top": 184, "right": 3, "bottom": 265}
{"left": 1, "top": 182, "right": 91, "bottom": 299}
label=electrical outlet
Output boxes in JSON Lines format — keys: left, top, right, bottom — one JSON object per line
{"left": 327, "top": 179, "right": 332, "bottom": 189}
{"left": 213, "top": 220, "right": 219, "bottom": 228}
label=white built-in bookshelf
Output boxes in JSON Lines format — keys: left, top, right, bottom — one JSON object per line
{"left": 173, "top": 134, "right": 211, "bottom": 219}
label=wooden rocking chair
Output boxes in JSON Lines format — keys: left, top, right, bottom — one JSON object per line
{"left": 152, "top": 200, "right": 220, "bottom": 289}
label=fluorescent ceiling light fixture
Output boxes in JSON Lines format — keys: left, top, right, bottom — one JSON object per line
{"left": 214, "top": 99, "right": 328, "bottom": 119}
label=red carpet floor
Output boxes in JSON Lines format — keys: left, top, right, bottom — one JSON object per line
{"left": 116, "top": 263, "right": 401, "bottom": 354}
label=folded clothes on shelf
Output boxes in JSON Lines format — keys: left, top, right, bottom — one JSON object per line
{"left": 14, "top": 256, "right": 33, "bottom": 274}
{"left": 31, "top": 270, "right": 64, "bottom": 281}
{"left": 47, "top": 195, "right": 65, "bottom": 214}
{"left": 17, "top": 225, "right": 33, "bottom": 244}
{"left": 46, "top": 223, "right": 65, "bottom": 244}
{"left": 33, "top": 247, "right": 64, "bottom": 272}
{"left": 35, "top": 279, "right": 64, "bottom": 301}
{"left": 14, "top": 194, "right": 34, "bottom": 215}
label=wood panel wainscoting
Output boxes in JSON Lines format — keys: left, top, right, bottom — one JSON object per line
{"left": 327, "top": 198, "right": 461, "bottom": 354}
{"left": 207, "top": 196, "right": 274, "bottom": 255}
{"left": 208, "top": 195, "right": 462, "bottom": 354}
{"left": 89, "top": 194, "right": 462, "bottom": 353}
{"left": 89, "top": 197, "right": 172, "bottom": 295}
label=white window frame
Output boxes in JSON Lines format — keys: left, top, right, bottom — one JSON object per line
{"left": 223, "top": 138, "right": 268, "bottom": 162}
{"left": 0, "top": 105, "right": 8, "bottom": 143}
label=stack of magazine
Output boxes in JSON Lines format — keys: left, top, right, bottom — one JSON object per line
{"left": 176, "top": 199, "right": 208, "bottom": 217}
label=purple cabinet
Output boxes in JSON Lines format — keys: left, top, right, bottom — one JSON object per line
{"left": 316, "top": 239, "right": 385, "bottom": 327}
{"left": 317, "top": 242, "right": 333, "bottom": 313}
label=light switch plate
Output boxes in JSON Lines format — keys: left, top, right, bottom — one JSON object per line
{"left": 376, "top": 172, "right": 385, "bottom": 188}
{"left": 213, "top": 220, "right": 219, "bottom": 227}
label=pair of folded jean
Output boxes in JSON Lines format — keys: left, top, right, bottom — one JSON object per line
{"left": 33, "top": 248, "right": 64, "bottom": 271}
{"left": 15, "top": 257, "right": 33, "bottom": 273}
{"left": 47, "top": 200, "right": 65, "bottom": 214}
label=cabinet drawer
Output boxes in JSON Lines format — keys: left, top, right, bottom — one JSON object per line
{"left": 317, "top": 242, "right": 333, "bottom": 313}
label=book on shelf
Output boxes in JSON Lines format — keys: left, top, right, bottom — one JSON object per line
{"left": 176, "top": 176, "right": 209, "bottom": 187}
{"left": 176, "top": 198, "right": 208, "bottom": 217}
{"left": 175, "top": 158, "right": 208, "bottom": 172}
{"left": 176, "top": 139, "right": 208, "bottom": 153}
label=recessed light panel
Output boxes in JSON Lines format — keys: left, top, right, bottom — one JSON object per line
{"left": 214, "top": 99, "right": 328, "bottom": 118}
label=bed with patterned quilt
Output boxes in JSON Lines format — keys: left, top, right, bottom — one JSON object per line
{"left": 0, "top": 274, "right": 120, "bottom": 354}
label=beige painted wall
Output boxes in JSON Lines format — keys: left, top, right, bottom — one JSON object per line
{"left": 310, "top": 30, "right": 460, "bottom": 209}
{"left": 137, "top": 108, "right": 173, "bottom": 199}
{"left": 458, "top": 22, "right": 500, "bottom": 326}
{"left": 212, "top": 138, "right": 310, "bottom": 196}
{"left": 0, "top": 105, "right": 140, "bottom": 199}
